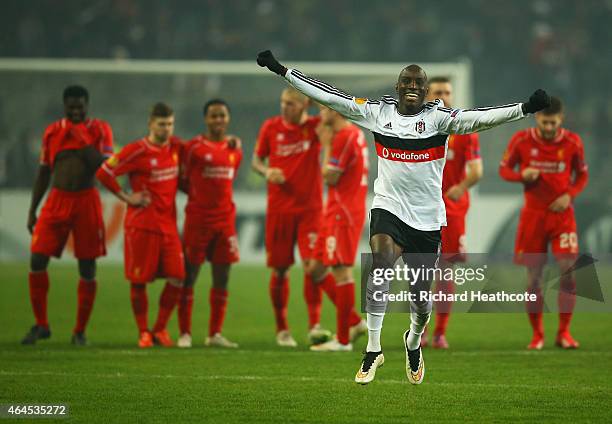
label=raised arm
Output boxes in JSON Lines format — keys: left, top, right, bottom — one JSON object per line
{"left": 257, "top": 50, "right": 379, "bottom": 130}
{"left": 436, "top": 90, "right": 551, "bottom": 135}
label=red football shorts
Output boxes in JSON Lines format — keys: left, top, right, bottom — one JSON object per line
{"left": 314, "top": 217, "right": 365, "bottom": 267}
{"left": 441, "top": 213, "right": 467, "bottom": 262}
{"left": 31, "top": 187, "right": 105, "bottom": 259}
{"left": 265, "top": 209, "right": 321, "bottom": 268}
{"left": 124, "top": 227, "right": 185, "bottom": 284}
{"left": 183, "top": 214, "right": 239, "bottom": 265}
{"left": 514, "top": 206, "right": 579, "bottom": 266}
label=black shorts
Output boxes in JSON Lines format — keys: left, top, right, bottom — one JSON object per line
{"left": 369, "top": 208, "right": 441, "bottom": 254}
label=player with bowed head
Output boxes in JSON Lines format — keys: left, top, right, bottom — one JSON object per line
{"left": 500, "top": 96, "right": 587, "bottom": 350}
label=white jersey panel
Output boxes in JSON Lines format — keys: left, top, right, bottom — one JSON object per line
{"left": 284, "top": 68, "right": 525, "bottom": 231}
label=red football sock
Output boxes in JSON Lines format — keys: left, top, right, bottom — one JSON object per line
{"left": 178, "top": 286, "right": 194, "bottom": 335}
{"left": 304, "top": 273, "right": 322, "bottom": 328}
{"left": 269, "top": 273, "right": 289, "bottom": 332}
{"left": 28, "top": 271, "right": 49, "bottom": 328}
{"left": 209, "top": 287, "right": 228, "bottom": 337}
{"left": 153, "top": 282, "right": 181, "bottom": 332}
{"left": 558, "top": 276, "right": 576, "bottom": 334}
{"left": 434, "top": 279, "right": 454, "bottom": 337}
{"left": 335, "top": 281, "right": 355, "bottom": 345}
{"left": 320, "top": 273, "right": 337, "bottom": 303}
{"left": 130, "top": 284, "right": 149, "bottom": 333}
{"left": 526, "top": 287, "right": 544, "bottom": 337}
{"left": 74, "top": 279, "right": 97, "bottom": 334}
{"left": 321, "top": 273, "right": 362, "bottom": 326}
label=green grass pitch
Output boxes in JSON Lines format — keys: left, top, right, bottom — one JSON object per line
{"left": 1, "top": 262, "right": 612, "bottom": 423}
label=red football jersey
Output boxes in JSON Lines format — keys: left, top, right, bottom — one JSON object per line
{"left": 99, "top": 136, "right": 182, "bottom": 234}
{"left": 255, "top": 115, "right": 322, "bottom": 212}
{"left": 41, "top": 118, "right": 114, "bottom": 168}
{"left": 181, "top": 135, "right": 242, "bottom": 226}
{"left": 325, "top": 124, "right": 368, "bottom": 226}
{"left": 499, "top": 128, "right": 588, "bottom": 210}
{"left": 442, "top": 133, "right": 481, "bottom": 216}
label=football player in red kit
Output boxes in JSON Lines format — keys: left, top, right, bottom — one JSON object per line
{"left": 23, "top": 85, "right": 113, "bottom": 346}
{"left": 500, "top": 97, "right": 588, "bottom": 350}
{"left": 252, "top": 88, "right": 329, "bottom": 347}
{"left": 424, "top": 77, "right": 483, "bottom": 349}
{"left": 96, "top": 103, "right": 185, "bottom": 348}
{"left": 177, "top": 99, "right": 242, "bottom": 349}
{"left": 308, "top": 105, "right": 368, "bottom": 352}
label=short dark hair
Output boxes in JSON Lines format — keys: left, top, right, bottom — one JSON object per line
{"left": 203, "top": 98, "right": 230, "bottom": 116}
{"left": 63, "top": 85, "right": 89, "bottom": 102}
{"left": 427, "top": 76, "right": 451, "bottom": 86}
{"left": 150, "top": 102, "right": 174, "bottom": 118}
{"left": 540, "top": 96, "right": 563, "bottom": 115}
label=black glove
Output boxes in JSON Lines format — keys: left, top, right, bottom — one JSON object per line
{"left": 257, "top": 50, "right": 287, "bottom": 76}
{"left": 522, "top": 89, "right": 551, "bottom": 114}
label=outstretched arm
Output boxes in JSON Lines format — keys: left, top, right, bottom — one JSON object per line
{"left": 437, "top": 90, "right": 551, "bottom": 134}
{"left": 257, "top": 50, "right": 379, "bottom": 130}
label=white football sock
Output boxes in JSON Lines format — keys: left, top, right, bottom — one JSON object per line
{"left": 366, "top": 312, "right": 384, "bottom": 352}
{"left": 407, "top": 311, "right": 431, "bottom": 350}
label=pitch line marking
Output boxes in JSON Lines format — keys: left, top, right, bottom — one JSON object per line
{"left": 1, "top": 348, "right": 611, "bottom": 357}
{"left": 1, "top": 370, "right": 610, "bottom": 392}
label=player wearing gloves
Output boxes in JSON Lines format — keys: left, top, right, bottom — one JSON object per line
{"left": 257, "top": 50, "right": 551, "bottom": 385}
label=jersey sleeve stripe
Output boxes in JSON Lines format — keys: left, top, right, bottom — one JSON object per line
{"left": 291, "top": 71, "right": 353, "bottom": 101}
{"left": 464, "top": 103, "right": 521, "bottom": 112}
{"left": 293, "top": 69, "right": 354, "bottom": 100}
{"left": 292, "top": 70, "right": 353, "bottom": 100}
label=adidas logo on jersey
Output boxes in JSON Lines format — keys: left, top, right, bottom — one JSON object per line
{"left": 384, "top": 122, "right": 393, "bottom": 130}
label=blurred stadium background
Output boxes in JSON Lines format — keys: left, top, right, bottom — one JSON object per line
{"left": 1, "top": 0, "right": 611, "bottom": 263}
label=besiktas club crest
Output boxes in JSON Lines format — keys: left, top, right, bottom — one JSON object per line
{"left": 416, "top": 120, "right": 426, "bottom": 134}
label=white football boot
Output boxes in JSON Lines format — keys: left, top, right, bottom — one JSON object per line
{"left": 307, "top": 324, "right": 333, "bottom": 345}
{"left": 205, "top": 333, "right": 239, "bottom": 348}
{"left": 276, "top": 330, "right": 298, "bottom": 347}
{"left": 404, "top": 330, "right": 425, "bottom": 385}
{"left": 354, "top": 351, "right": 384, "bottom": 384}
{"left": 310, "top": 339, "right": 353, "bottom": 352}
{"left": 177, "top": 333, "right": 192, "bottom": 348}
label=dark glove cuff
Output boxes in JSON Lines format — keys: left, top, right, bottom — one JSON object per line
{"left": 271, "top": 63, "right": 287, "bottom": 76}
